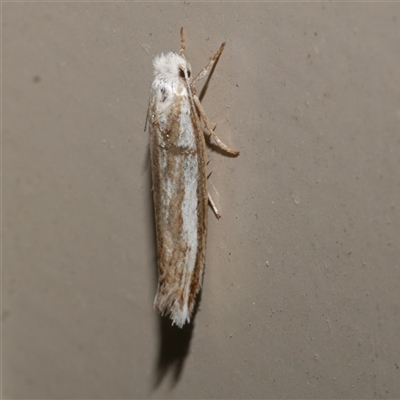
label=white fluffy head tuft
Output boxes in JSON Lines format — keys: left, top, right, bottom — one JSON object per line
{"left": 153, "top": 52, "right": 191, "bottom": 81}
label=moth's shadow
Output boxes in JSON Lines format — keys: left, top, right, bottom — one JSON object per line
{"left": 152, "top": 293, "right": 202, "bottom": 388}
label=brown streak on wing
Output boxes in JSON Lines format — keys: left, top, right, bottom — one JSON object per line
{"left": 187, "top": 106, "right": 208, "bottom": 312}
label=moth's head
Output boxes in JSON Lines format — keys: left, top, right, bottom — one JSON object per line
{"left": 153, "top": 52, "right": 192, "bottom": 82}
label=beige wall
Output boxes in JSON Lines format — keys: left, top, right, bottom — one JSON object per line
{"left": 3, "top": 2, "right": 400, "bottom": 398}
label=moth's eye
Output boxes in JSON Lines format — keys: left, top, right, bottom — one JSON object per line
{"left": 179, "top": 68, "right": 185, "bottom": 78}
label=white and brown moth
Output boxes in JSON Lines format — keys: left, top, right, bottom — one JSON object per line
{"left": 146, "top": 28, "right": 239, "bottom": 328}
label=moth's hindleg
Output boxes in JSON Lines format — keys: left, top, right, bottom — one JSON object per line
{"left": 208, "top": 192, "right": 221, "bottom": 219}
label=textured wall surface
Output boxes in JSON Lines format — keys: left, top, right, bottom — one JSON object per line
{"left": 3, "top": 3, "right": 400, "bottom": 398}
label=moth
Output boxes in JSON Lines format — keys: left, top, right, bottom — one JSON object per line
{"left": 146, "top": 28, "right": 239, "bottom": 328}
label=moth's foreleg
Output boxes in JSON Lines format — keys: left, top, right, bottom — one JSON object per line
{"left": 194, "top": 96, "right": 239, "bottom": 156}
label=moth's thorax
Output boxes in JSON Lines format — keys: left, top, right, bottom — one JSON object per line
{"left": 150, "top": 52, "right": 195, "bottom": 147}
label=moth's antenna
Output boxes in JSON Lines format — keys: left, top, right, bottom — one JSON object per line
{"left": 179, "top": 27, "right": 185, "bottom": 56}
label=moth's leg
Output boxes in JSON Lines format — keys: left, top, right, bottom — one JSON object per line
{"left": 206, "top": 170, "right": 221, "bottom": 218}
{"left": 208, "top": 192, "right": 221, "bottom": 219}
{"left": 191, "top": 42, "right": 225, "bottom": 85}
{"left": 179, "top": 27, "right": 185, "bottom": 56}
{"left": 194, "top": 96, "right": 240, "bottom": 156}
{"left": 144, "top": 102, "right": 151, "bottom": 132}
{"left": 144, "top": 88, "right": 154, "bottom": 132}
{"left": 144, "top": 108, "right": 149, "bottom": 132}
